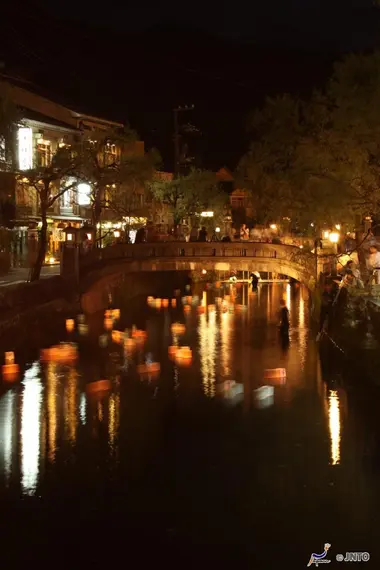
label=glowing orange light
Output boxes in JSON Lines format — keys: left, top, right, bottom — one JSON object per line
{"left": 171, "top": 298, "right": 177, "bottom": 308}
{"left": 66, "top": 319, "right": 75, "bottom": 332}
{"left": 86, "top": 379, "right": 112, "bottom": 394}
{"left": 171, "top": 323, "right": 186, "bottom": 335}
{"left": 162, "top": 299, "right": 169, "bottom": 308}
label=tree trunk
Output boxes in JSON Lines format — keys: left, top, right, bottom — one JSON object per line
{"left": 30, "top": 207, "right": 48, "bottom": 281}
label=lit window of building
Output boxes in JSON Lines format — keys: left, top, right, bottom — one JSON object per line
{"left": 36, "top": 139, "right": 51, "bottom": 167}
{"left": 18, "top": 127, "right": 33, "bottom": 170}
{"left": 103, "top": 142, "right": 120, "bottom": 166}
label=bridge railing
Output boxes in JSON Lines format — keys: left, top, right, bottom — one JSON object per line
{"left": 80, "top": 242, "right": 317, "bottom": 278}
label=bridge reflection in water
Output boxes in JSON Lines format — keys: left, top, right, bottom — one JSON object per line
{"left": 0, "top": 282, "right": 378, "bottom": 566}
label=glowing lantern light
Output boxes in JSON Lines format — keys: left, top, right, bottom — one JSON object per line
{"left": 186, "top": 296, "right": 192, "bottom": 304}
{"left": 215, "top": 281, "right": 221, "bottom": 288}
{"left": 78, "top": 323, "right": 89, "bottom": 335}
{"left": 124, "top": 337, "right": 136, "bottom": 352}
{"left": 202, "top": 269, "right": 207, "bottom": 275}
{"left": 86, "top": 379, "right": 112, "bottom": 394}
{"left": 105, "top": 309, "right": 112, "bottom": 318}
{"left": 155, "top": 298, "right": 162, "bottom": 309}
{"left": 137, "top": 362, "right": 161, "bottom": 377}
{"left": 112, "top": 309, "right": 120, "bottom": 320}
{"left": 171, "top": 323, "right": 186, "bottom": 336}
{"left": 184, "top": 305, "right": 191, "bottom": 314}
{"left": 112, "top": 330, "right": 123, "bottom": 344}
{"left": 99, "top": 334, "right": 108, "bottom": 348}
{"left": 2, "top": 352, "right": 19, "bottom": 381}
{"left": 168, "top": 345, "right": 178, "bottom": 359}
{"left": 197, "top": 306, "right": 205, "bottom": 314}
{"left": 208, "top": 304, "right": 216, "bottom": 312}
{"left": 264, "top": 368, "right": 286, "bottom": 385}
{"left": 162, "top": 299, "right": 169, "bottom": 308}
{"left": 66, "top": 319, "right": 75, "bottom": 332}
{"left": 175, "top": 346, "right": 193, "bottom": 367}
{"left": 147, "top": 296, "right": 154, "bottom": 305}
{"left": 104, "top": 317, "right": 113, "bottom": 330}
{"left": 40, "top": 343, "right": 78, "bottom": 363}
{"left": 171, "top": 298, "right": 177, "bottom": 308}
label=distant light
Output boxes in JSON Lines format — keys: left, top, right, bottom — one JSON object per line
{"left": 299, "top": 245, "right": 303, "bottom": 249}
{"left": 270, "top": 224, "right": 277, "bottom": 230}
{"left": 49, "top": 257, "right": 55, "bottom": 264}
{"left": 215, "top": 227, "right": 221, "bottom": 232}
{"left": 310, "top": 223, "right": 314, "bottom": 227}
{"left": 18, "top": 127, "right": 33, "bottom": 170}
{"left": 86, "top": 233, "right": 92, "bottom": 240}
{"left": 323, "top": 230, "right": 330, "bottom": 239}
{"left": 335, "top": 224, "right": 341, "bottom": 230}
{"left": 77, "top": 183, "right": 91, "bottom": 206}
{"left": 201, "top": 211, "right": 214, "bottom": 218}
{"left": 114, "top": 230, "right": 120, "bottom": 238}
{"left": 329, "top": 232, "right": 340, "bottom": 244}
{"left": 202, "top": 269, "right": 207, "bottom": 274}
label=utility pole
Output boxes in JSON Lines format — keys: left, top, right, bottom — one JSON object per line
{"left": 173, "top": 104, "right": 194, "bottom": 178}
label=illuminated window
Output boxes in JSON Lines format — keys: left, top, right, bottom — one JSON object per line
{"left": 36, "top": 140, "right": 51, "bottom": 167}
{"left": 103, "top": 142, "right": 120, "bottom": 166}
{"left": 18, "top": 127, "right": 33, "bottom": 170}
{"left": 77, "top": 183, "right": 91, "bottom": 206}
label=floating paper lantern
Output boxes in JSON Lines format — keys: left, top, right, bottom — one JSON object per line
{"left": 264, "top": 368, "right": 286, "bottom": 385}
{"left": 124, "top": 337, "right": 136, "bottom": 352}
{"left": 132, "top": 329, "right": 147, "bottom": 340}
{"left": 86, "top": 379, "right": 112, "bottom": 394}
{"left": 66, "top": 319, "right": 75, "bottom": 333}
{"left": 99, "top": 334, "right": 108, "bottom": 348}
{"left": 171, "top": 323, "right": 185, "bottom": 335}
{"left": 2, "top": 352, "right": 19, "bottom": 381}
{"left": 162, "top": 299, "right": 169, "bottom": 308}
{"left": 175, "top": 346, "right": 192, "bottom": 367}
{"left": 104, "top": 317, "right": 113, "bottom": 330}
{"left": 112, "top": 309, "right": 120, "bottom": 320}
{"left": 171, "top": 298, "right": 177, "bottom": 308}
{"left": 40, "top": 343, "right": 78, "bottom": 363}
{"left": 78, "top": 323, "right": 89, "bottom": 335}
{"left": 168, "top": 345, "right": 178, "bottom": 359}
{"left": 112, "top": 330, "right": 123, "bottom": 344}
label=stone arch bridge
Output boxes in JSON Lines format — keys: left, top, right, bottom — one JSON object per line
{"left": 72, "top": 242, "right": 318, "bottom": 287}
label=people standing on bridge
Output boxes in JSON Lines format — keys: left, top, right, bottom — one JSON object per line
{"left": 278, "top": 299, "right": 290, "bottom": 336}
{"left": 198, "top": 226, "right": 208, "bottom": 242}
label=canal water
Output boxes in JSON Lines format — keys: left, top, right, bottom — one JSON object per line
{"left": 0, "top": 280, "right": 379, "bottom": 568}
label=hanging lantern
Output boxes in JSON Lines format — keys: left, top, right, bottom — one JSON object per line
{"left": 40, "top": 343, "right": 78, "bottom": 363}
{"left": 155, "top": 298, "right": 162, "bottom": 309}
{"left": 162, "top": 299, "right": 169, "bottom": 308}
{"left": 171, "top": 323, "right": 185, "bottom": 336}
{"left": 171, "top": 299, "right": 177, "bottom": 308}
{"left": 66, "top": 319, "right": 75, "bottom": 332}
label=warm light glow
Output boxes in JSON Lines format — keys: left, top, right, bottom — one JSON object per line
{"left": 18, "top": 127, "right": 33, "bottom": 170}
{"left": 198, "top": 309, "right": 216, "bottom": 397}
{"left": 270, "top": 224, "right": 277, "bottom": 230}
{"left": 5, "top": 352, "right": 14, "bottom": 365}
{"left": 21, "top": 363, "right": 43, "bottom": 495}
{"left": 215, "top": 227, "right": 221, "bottom": 233}
{"left": 114, "top": 230, "right": 120, "bottom": 238}
{"left": 335, "top": 224, "right": 341, "bottom": 230}
{"left": 86, "top": 233, "right": 92, "bottom": 241}
{"left": 200, "top": 211, "right": 214, "bottom": 217}
{"left": 108, "top": 393, "right": 120, "bottom": 450}
{"left": 202, "top": 269, "right": 207, "bottom": 275}
{"left": 46, "top": 362, "right": 58, "bottom": 463}
{"left": 0, "top": 391, "right": 16, "bottom": 481}
{"left": 67, "top": 234, "right": 73, "bottom": 241}
{"left": 323, "top": 230, "right": 330, "bottom": 239}
{"left": 49, "top": 257, "right": 55, "bottom": 264}
{"left": 77, "top": 183, "right": 91, "bottom": 206}
{"left": 328, "top": 390, "right": 341, "bottom": 465}
{"left": 66, "top": 319, "right": 75, "bottom": 333}
{"left": 329, "top": 232, "right": 340, "bottom": 244}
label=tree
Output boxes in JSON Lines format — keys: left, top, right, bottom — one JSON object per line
{"left": 79, "top": 126, "right": 142, "bottom": 236}
{"left": 149, "top": 168, "right": 227, "bottom": 230}
{"left": 19, "top": 145, "right": 83, "bottom": 281}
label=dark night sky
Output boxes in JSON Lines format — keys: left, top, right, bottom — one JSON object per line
{"left": 2, "top": 0, "right": 380, "bottom": 170}
{"left": 32, "top": 0, "right": 379, "bottom": 50}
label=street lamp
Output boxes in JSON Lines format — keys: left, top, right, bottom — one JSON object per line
{"left": 201, "top": 211, "right": 214, "bottom": 218}
{"left": 215, "top": 227, "right": 221, "bottom": 233}
{"left": 329, "top": 232, "right": 339, "bottom": 244}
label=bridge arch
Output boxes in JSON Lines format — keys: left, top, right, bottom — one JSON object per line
{"left": 77, "top": 242, "right": 317, "bottom": 289}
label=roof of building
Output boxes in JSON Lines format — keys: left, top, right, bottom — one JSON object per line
{"left": 21, "top": 108, "right": 77, "bottom": 132}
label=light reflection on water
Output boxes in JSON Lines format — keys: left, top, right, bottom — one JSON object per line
{"left": 0, "top": 283, "right": 355, "bottom": 496}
